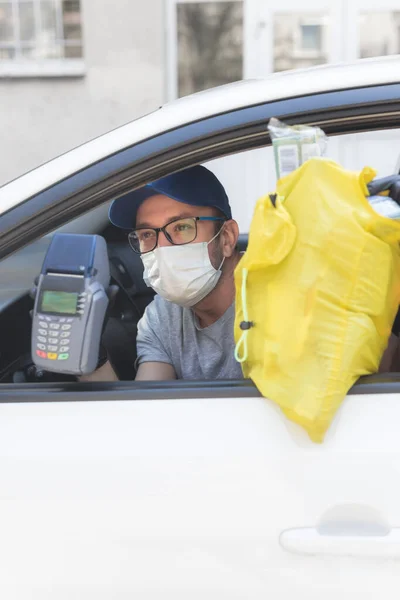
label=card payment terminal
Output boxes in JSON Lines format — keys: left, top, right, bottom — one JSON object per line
{"left": 32, "top": 233, "right": 110, "bottom": 375}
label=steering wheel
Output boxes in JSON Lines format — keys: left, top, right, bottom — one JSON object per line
{"left": 100, "top": 278, "right": 142, "bottom": 380}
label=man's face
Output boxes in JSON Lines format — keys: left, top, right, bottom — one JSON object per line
{"left": 135, "top": 194, "right": 225, "bottom": 268}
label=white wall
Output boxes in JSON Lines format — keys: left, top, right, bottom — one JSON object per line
{"left": 0, "top": 0, "right": 164, "bottom": 185}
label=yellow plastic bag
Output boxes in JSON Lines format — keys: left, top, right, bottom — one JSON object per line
{"left": 234, "top": 158, "right": 400, "bottom": 442}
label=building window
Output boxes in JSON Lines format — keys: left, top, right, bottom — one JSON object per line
{"left": 273, "top": 13, "right": 328, "bottom": 72}
{"left": 300, "top": 24, "right": 322, "bottom": 52}
{"left": 177, "top": 1, "right": 243, "bottom": 98}
{"left": 0, "top": 0, "right": 83, "bottom": 75}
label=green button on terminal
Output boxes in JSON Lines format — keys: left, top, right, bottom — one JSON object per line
{"left": 58, "top": 353, "right": 69, "bottom": 360}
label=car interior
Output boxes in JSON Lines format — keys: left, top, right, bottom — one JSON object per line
{"left": 1, "top": 126, "right": 400, "bottom": 386}
{"left": 0, "top": 197, "right": 249, "bottom": 384}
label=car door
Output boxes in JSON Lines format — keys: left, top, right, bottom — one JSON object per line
{"left": 1, "top": 379, "right": 400, "bottom": 599}
{"left": 1, "top": 75, "right": 400, "bottom": 599}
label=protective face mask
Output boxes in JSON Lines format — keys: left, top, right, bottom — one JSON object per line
{"left": 141, "top": 229, "right": 225, "bottom": 308}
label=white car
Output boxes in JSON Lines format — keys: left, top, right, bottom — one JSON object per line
{"left": 1, "top": 56, "right": 400, "bottom": 599}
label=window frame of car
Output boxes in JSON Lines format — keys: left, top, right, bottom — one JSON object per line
{"left": 0, "top": 82, "right": 400, "bottom": 400}
{"left": 1, "top": 82, "right": 400, "bottom": 261}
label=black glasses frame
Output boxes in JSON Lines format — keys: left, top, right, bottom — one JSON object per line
{"left": 128, "top": 216, "right": 226, "bottom": 254}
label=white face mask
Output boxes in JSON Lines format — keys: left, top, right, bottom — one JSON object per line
{"left": 141, "top": 229, "right": 225, "bottom": 308}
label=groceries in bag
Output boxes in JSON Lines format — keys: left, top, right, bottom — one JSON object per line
{"left": 234, "top": 158, "right": 400, "bottom": 443}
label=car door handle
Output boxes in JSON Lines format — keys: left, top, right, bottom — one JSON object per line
{"left": 280, "top": 527, "right": 400, "bottom": 559}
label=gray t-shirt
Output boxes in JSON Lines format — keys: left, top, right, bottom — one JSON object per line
{"left": 136, "top": 295, "right": 243, "bottom": 380}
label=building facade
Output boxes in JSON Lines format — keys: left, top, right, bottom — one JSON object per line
{"left": 0, "top": 0, "right": 165, "bottom": 184}
{"left": 1, "top": 0, "right": 400, "bottom": 227}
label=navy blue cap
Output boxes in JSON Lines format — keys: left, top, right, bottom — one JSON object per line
{"left": 109, "top": 165, "right": 232, "bottom": 229}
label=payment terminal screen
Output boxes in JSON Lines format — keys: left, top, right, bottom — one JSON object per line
{"left": 40, "top": 290, "right": 78, "bottom": 315}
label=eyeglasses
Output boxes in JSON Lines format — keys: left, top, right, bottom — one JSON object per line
{"left": 128, "top": 216, "right": 226, "bottom": 254}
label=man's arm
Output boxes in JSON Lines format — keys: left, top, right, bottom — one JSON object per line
{"left": 379, "top": 333, "right": 400, "bottom": 373}
{"left": 135, "top": 362, "right": 177, "bottom": 380}
{"left": 82, "top": 296, "right": 177, "bottom": 382}
{"left": 79, "top": 360, "right": 118, "bottom": 382}
{"left": 79, "top": 359, "right": 176, "bottom": 382}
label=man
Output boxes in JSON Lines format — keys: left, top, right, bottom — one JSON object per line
{"left": 86, "top": 165, "right": 243, "bottom": 381}
{"left": 84, "top": 167, "right": 400, "bottom": 382}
